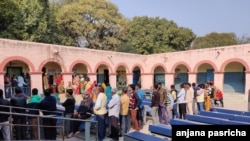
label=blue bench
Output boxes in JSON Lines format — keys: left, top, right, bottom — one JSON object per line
{"left": 142, "top": 100, "right": 151, "bottom": 106}
{"left": 199, "top": 111, "right": 235, "bottom": 120}
{"left": 200, "top": 111, "right": 250, "bottom": 123}
{"left": 124, "top": 131, "right": 168, "bottom": 141}
{"left": 214, "top": 108, "right": 250, "bottom": 116}
{"left": 186, "top": 115, "right": 222, "bottom": 124}
{"left": 233, "top": 115, "right": 250, "bottom": 123}
{"left": 220, "top": 120, "right": 250, "bottom": 125}
{"left": 186, "top": 114, "right": 250, "bottom": 125}
{"left": 170, "top": 119, "right": 207, "bottom": 125}
{"left": 149, "top": 124, "right": 171, "bottom": 137}
{"left": 142, "top": 100, "right": 152, "bottom": 118}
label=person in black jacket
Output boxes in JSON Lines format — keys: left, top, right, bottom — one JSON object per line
{"left": 68, "top": 90, "right": 93, "bottom": 137}
{"left": 39, "top": 89, "right": 57, "bottom": 140}
{"left": 62, "top": 89, "right": 75, "bottom": 138}
{"left": 10, "top": 87, "right": 27, "bottom": 140}
{"left": 0, "top": 89, "right": 11, "bottom": 141}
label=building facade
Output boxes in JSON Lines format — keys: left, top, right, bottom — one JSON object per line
{"left": 0, "top": 38, "right": 250, "bottom": 109}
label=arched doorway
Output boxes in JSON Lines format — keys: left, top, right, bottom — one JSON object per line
{"left": 72, "top": 63, "right": 88, "bottom": 80}
{"left": 42, "top": 62, "right": 62, "bottom": 93}
{"left": 197, "top": 63, "right": 214, "bottom": 84}
{"left": 154, "top": 66, "right": 165, "bottom": 86}
{"left": 96, "top": 64, "right": 109, "bottom": 85}
{"left": 3, "top": 60, "right": 31, "bottom": 97}
{"left": 174, "top": 64, "right": 188, "bottom": 88}
{"left": 223, "top": 62, "right": 245, "bottom": 93}
{"left": 116, "top": 66, "right": 127, "bottom": 90}
{"left": 132, "top": 66, "right": 141, "bottom": 86}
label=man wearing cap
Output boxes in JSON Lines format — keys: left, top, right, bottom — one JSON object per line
{"left": 107, "top": 88, "right": 120, "bottom": 141}
{"left": 69, "top": 90, "right": 93, "bottom": 137}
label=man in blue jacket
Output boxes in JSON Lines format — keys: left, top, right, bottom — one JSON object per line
{"left": 135, "top": 84, "right": 145, "bottom": 128}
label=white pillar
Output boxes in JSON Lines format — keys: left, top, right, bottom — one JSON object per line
{"left": 62, "top": 72, "right": 73, "bottom": 86}
{"left": 30, "top": 72, "right": 43, "bottom": 94}
{"left": 214, "top": 72, "right": 224, "bottom": 91}
{"left": 88, "top": 73, "right": 97, "bottom": 82}
{"left": 0, "top": 72, "right": 5, "bottom": 97}
{"left": 165, "top": 73, "right": 174, "bottom": 90}
{"left": 188, "top": 72, "right": 197, "bottom": 84}
{"left": 244, "top": 71, "right": 250, "bottom": 103}
{"left": 109, "top": 73, "right": 116, "bottom": 88}
{"left": 127, "top": 73, "right": 133, "bottom": 85}
{"left": 141, "top": 73, "right": 153, "bottom": 89}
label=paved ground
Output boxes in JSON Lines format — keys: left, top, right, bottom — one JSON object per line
{"left": 59, "top": 120, "right": 153, "bottom": 141}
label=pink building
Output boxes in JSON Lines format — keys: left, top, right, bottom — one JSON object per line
{"left": 0, "top": 38, "right": 250, "bottom": 110}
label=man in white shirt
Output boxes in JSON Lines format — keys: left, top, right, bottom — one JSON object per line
{"left": 107, "top": 88, "right": 120, "bottom": 141}
{"left": 177, "top": 83, "right": 186, "bottom": 119}
{"left": 17, "top": 73, "right": 27, "bottom": 95}
{"left": 185, "top": 83, "right": 194, "bottom": 115}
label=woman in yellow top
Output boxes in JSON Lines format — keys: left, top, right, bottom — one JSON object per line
{"left": 204, "top": 90, "right": 210, "bottom": 111}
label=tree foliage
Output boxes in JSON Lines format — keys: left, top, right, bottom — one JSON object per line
{"left": 116, "top": 43, "right": 140, "bottom": 54}
{"left": 0, "top": 0, "right": 57, "bottom": 42}
{"left": 124, "top": 16, "right": 196, "bottom": 54}
{"left": 191, "top": 32, "right": 238, "bottom": 49}
{"left": 55, "top": 0, "right": 128, "bottom": 51}
{"left": 1, "top": 0, "right": 244, "bottom": 54}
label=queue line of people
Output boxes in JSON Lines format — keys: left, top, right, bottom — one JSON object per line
{"left": 0, "top": 87, "right": 57, "bottom": 141}
{"left": 62, "top": 83, "right": 145, "bottom": 141}
{"left": 150, "top": 81, "right": 224, "bottom": 125}
{"left": 0, "top": 81, "right": 224, "bottom": 141}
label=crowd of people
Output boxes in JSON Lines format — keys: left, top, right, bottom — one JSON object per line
{"left": 61, "top": 83, "right": 145, "bottom": 141}
{"left": 0, "top": 87, "right": 57, "bottom": 141}
{"left": 4, "top": 72, "right": 31, "bottom": 98}
{"left": 0, "top": 78, "right": 224, "bottom": 141}
{"left": 150, "top": 81, "right": 224, "bottom": 125}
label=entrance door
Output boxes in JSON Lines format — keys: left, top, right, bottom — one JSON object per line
{"left": 133, "top": 70, "right": 140, "bottom": 85}
{"left": 104, "top": 69, "right": 109, "bottom": 85}
{"left": 7, "top": 67, "right": 22, "bottom": 76}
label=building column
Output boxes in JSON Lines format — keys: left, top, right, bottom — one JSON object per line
{"left": 62, "top": 72, "right": 73, "bottom": 85}
{"left": 245, "top": 71, "right": 250, "bottom": 103}
{"left": 188, "top": 72, "right": 197, "bottom": 84}
{"left": 126, "top": 73, "right": 133, "bottom": 85}
{"left": 109, "top": 73, "right": 116, "bottom": 88}
{"left": 0, "top": 72, "right": 5, "bottom": 95}
{"left": 88, "top": 73, "right": 97, "bottom": 82}
{"left": 141, "top": 73, "right": 153, "bottom": 89}
{"left": 165, "top": 73, "right": 174, "bottom": 90}
{"left": 214, "top": 72, "right": 224, "bottom": 91}
{"left": 30, "top": 72, "right": 43, "bottom": 94}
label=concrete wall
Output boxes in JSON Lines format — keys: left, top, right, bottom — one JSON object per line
{"left": 1, "top": 38, "right": 250, "bottom": 102}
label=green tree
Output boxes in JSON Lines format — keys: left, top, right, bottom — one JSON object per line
{"left": 125, "top": 16, "right": 196, "bottom": 54}
{"left": 116, "top": 43, "right": 140, "bottom": 54}
{"left": 0, "top": 0, "right": 18, "bottom": 37}
{"left": 55, "top": 0, "right": 128, "bottom": 50}
{"left": 191, "top": 32, "right": 238, "bottom": 49}
{"left": 50, "top": 0, "right": 79, "bottom": 6}
{"left": 0, "top": 0, "right": 59, "bottom": 43}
